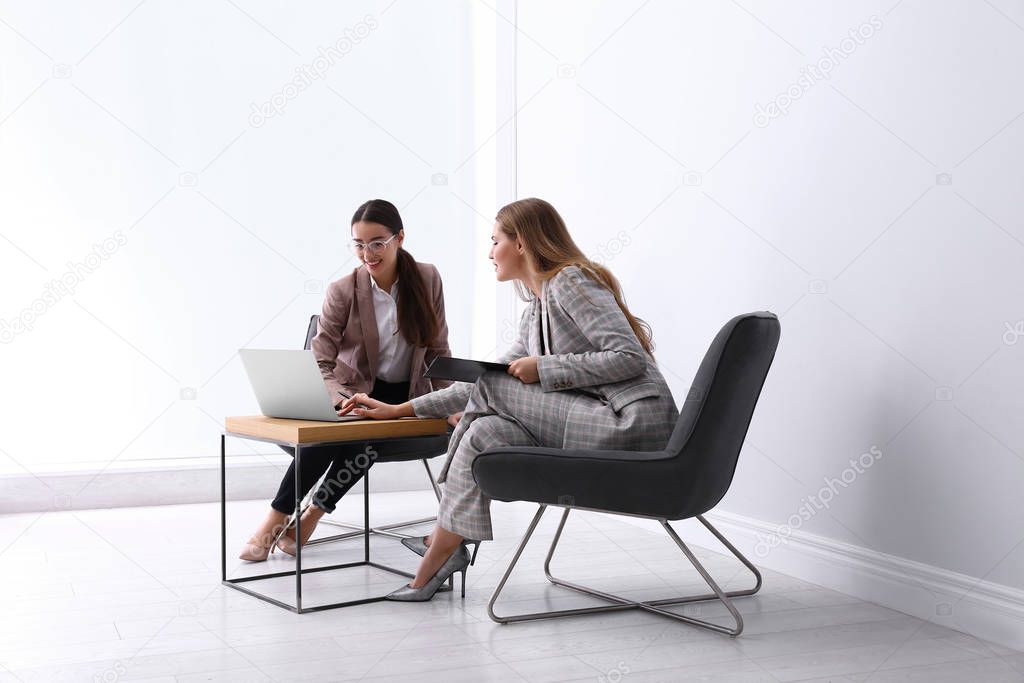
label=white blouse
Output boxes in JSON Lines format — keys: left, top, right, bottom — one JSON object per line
{"left": 370, "top": 276, "right": 414, "bottom": 383}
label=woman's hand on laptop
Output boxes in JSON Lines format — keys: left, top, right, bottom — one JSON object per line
{"left": 338, "top": 393, "right": 396, "bottom": 419}
{"left": 338, "top": 393, "right": 421, "bottom": 420}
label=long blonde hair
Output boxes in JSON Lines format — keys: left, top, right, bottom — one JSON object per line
{"left": 495, "top": 197, "right": 654, "bottom": 354}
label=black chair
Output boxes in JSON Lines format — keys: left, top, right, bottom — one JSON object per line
{"left": 472, "top": 311, "right": 781, "bottom": 636}
{"left": 298, "top": 314, "right": 450, "bottom": 549}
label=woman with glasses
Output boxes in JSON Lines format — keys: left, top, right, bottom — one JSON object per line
{"left": 239, "top": 198, "right": 456, "bottom": 561}
{"left": 338, "top": 198, "right": 679, "bottom": 600}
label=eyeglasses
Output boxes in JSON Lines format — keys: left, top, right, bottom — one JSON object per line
{"left": 350, "top": 234, "right": 398, "bottom": 255}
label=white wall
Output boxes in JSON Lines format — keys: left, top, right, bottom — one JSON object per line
{"left": 512, "top": 0, "right": 1024, "bottom": 607}
{"left": 0, "top": 2, "right": 511, "bottom": 478}
{"left": 3, "top": 0, "right": 1022, "bottom": 643}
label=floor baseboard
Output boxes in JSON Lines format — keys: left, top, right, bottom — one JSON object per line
{"left": 0, "top": 458, "right": 435, "bottom": 513}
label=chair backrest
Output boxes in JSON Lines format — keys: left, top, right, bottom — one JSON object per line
{"left": 303, "top": 314, "right": 319, "bottom": 351}
{"left": 666, "top": 311, "right": 780, "bottom": 518}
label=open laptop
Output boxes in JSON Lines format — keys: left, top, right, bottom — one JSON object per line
{"left": 239, "top": 349, "right": 364, "bottom": 422}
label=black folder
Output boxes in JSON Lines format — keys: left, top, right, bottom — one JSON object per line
{"left": 424, "top": 356, "right": 510, "bottom": 383}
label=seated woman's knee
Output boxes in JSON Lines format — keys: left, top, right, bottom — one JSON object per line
{"left": 461, "top": 415, "right": 508, "bottom": 454}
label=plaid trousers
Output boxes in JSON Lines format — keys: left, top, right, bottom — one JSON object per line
{"left": 426, "top": 371, "right": 675, "bottom": 540}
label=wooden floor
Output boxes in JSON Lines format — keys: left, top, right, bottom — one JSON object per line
{"left": 1, "top": 491, "right": 1021, "bottom": 682}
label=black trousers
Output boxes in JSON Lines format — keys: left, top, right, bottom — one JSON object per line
{"left": 270, "top": 379, "right": 410, "bottom": 514}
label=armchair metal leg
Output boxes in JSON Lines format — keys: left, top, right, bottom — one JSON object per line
{"left": 486, "top": 506, "right": 762, "bottom": 636}
{"left": 487, "top": 505, "right": 549, "bottom": 624}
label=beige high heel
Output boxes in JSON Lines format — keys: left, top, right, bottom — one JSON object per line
{"left": 238, "top": 531, "right": 277, "bottom": 562}
{"left": 239, "top": 518, "right": 291, "bottom": 562}
{"left": 272, "top": 504, "right": 321, "bottom": 557}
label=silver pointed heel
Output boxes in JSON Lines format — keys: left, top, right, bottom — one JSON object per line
{"left": 400, "top": 536, "right": 482, "bottom": 566}
{"left": 385, "top": 545, "right": 470, "bottom": 602}
{"left": 400, "top": 536, "right": 429, "bottom": 556}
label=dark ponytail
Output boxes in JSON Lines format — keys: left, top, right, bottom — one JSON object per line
{"left": 351, "top": 199, "right": 439, "bottom": 347}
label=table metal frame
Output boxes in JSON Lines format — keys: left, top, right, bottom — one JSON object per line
{"left": 220, "top": 431, "right": 429, "bottom": 613}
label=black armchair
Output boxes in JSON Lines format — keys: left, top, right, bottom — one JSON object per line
{"left": 473, "top": 311, "right": 781, "bottom": 635}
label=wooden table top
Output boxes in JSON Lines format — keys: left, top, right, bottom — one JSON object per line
{"left": 224, "top": 415, "right": 449, "bottom": 445}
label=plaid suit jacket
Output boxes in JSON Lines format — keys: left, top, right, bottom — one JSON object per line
{"left": 412, "top": 265, "right": 676, "bottom": 442}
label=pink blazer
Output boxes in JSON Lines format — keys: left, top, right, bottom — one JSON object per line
{"left": 311, "top": 262, "right": 452, "bottom": 405}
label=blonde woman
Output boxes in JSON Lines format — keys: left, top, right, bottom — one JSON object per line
{"left": 339, "top": 198, "right": 679, "bottom": 599}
